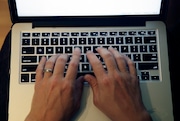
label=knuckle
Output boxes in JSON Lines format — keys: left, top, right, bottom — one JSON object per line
{"left": 101, "top": 76, "right": 111, "bottom": 86}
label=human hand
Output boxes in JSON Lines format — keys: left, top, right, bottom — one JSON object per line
{"left": 84, "top": 47, "right": 152, "bottom": 121}
{"left": 25, "top": 48, "right": 84, "bottom": 121}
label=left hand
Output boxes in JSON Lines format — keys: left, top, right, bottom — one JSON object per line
{"left": 25, "top": 48, "right": 84, "bottom": 121}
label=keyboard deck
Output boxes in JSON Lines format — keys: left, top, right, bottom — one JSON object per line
{"left": 20, "top": 30, "right": 160, "bottom": 83}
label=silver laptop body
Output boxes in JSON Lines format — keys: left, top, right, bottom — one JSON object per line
{"left": 8, "top": 0, "right": 174, "bottom": 120}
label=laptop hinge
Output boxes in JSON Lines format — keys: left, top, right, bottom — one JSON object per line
{"left": 32, "top": 18, "right": 146, "bottom": 28}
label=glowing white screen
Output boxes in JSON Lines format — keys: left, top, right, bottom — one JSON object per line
{"left": 16, "top": 0, "right": 162, "bottom": 16}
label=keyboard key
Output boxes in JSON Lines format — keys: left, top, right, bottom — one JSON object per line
{"left": 144, "top": 37, "right": 156, "bottom": 43}
{"left": 21, "top": 74, "right": 29, "bottom": 82}
{"left": 22, "top": 47, "right": 34, "bottom": 54}
{"left": 138, "top": 63, "right": 158, "bottom": 70}
{"left": 142, "top": 54, "right": 158, "bottom": 61}
{"left": 21, "top": 65, "right": 38, "bottom": 72}
{"left": 42, "top": 33, "right": 50, "bottom": 37}
{"left": 22, "top": 39, "right": 30, "bottom": 45}
{"left": 32, "top": 33, "right": 40, "bottom": 37}
{"left": 37, "top": 47, "right": 44, "bottom": 54}
{"left": 22, "top": 56, "right": 37, "bottom": 63}
{"left": 22, "top": 33, "right": 30, "bottom": 37}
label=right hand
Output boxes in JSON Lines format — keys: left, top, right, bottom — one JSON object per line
{"left": 84, "top": 47, "right": 152, "bottom": 121}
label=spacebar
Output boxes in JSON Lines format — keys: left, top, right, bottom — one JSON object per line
{"left": 138, "top": 63, "right": 158, "bottom": 70}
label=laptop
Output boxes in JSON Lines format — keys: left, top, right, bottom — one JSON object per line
{"left": 8, "top": 0, "right": 174, "bottom": 120}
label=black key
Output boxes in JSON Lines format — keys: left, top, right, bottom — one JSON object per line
{"left": 61, "top": 32, "right": 69, "bottom": 36}
{"left": 107, "top": 38, "right": 114, "bottom": 44}
{"left": 135, "top": 37, "right": 142, "bottom": 44}
{"left": 143, "top": 54, "right": 157, "bottom": 61}
{"left": 88, "top": 38, "right": 96, "bottom": 44}
{"left": 149, "top": 45, "right": 157, "bottom": 52}
{"left": 148, "top": 31, "right": 156, "bottom": 35}
{"left": 56, "top": 47, "right": 63, "bottom": 54}
{"left": 138, "top": 63, "right": 158, "bottom": 70}
{"left": 109, "top": 32, "right": 117, "bottom": 36}
{"left": 51, "top": 38, "right": 58, "bottom": 45}
{"left": 97, "top": 37, "right": 105, "bottom": 44}
{"left": 37, "top": 47, "right": 44, "bottom": 54}
{"left": 42, "top": 33, "right": 50, "bottom": 37}
{"left": 70, "top": 38, "right": 78, "bottom": 45}
{"left": 32, "top": 38, "right": 40, "bottom": 45}
{"left": 90, "top": 32, "right": 98, "bottom": 36}
{"left": 81, "top": 64, "right": 90, "bottom": 71}
{"left": 52, "top": 32, "right": 60, "bottom": 37}
{"left": 138, "top": 31, "right": 146, "bottom": 35}
{"left": 125, "top": 37, "right": 133, "bottom": 44}
{"left": 60, "top": 38, "right": 68, "bottom": 45}
{"left": 129, "top": 31, "right": 136, "bottom": 35}
{"left": 100, "top": 32, "right": 108, "bottom": 36}
{"left": 140, "top": 45, "right": 147, "bottom": 52}
{"left": 79, "top": 38, "right": 86, "bottom": 45}
{"left": 21, "top": 74, "right": 29, "bottom": 82}
{"left": 22, "top": 47, "right": 34, "bottom": 54}
{"left": 119, "top": 31, "right": 127, "bottom": 35}
{"left": 144, "top": 37, "right": 156, "bottom": 43}
{"left": 22, "top": 56, "right": 37, "bottom": 63}
{"left": 21, "top": 65, "right": 38, "bottom": 72}
{"left": 71, "top": 32, "right": 79, "bottom": 36}
{"left": 22, "top": 39, "right": 30, "bottom": 45}
{"left": 76, "top": 72, "right": 95, "bottom": 78}
{"left": 121, "top": 46, "right": 129, "bottom": 53}
{"left": 65, "top": 47, "right": 73, "bottom": 53}
{"left": 22, "top": 33, "right": 30, "bottom": 37}
{"left": 141, "top": 72, "right": 150, "bottom": 80}
{"left": 151, "top": 76, "right": 159, "bottom": 80}
{"left": 81, "top": 32, "right": 88, "bottom": 36}
{"left": 130, "top": 46, "right": 138, "bottom": 52}
{"left": 31, "top": 74, "right": 36, "bottom": 82}
{"left": 41, "top": 38, "right": 49, "bottom": 45}
{"left": 46, "top": 47, "right": 54, "bottom": 54}
{"left": 32, "top": 33, "right": 40, "bottom": 37}
{"left": 133, "top": 54, "right": 141, "bottom": 61}
{"left": 116, "top": 37, "right": 124, "bottom": 44}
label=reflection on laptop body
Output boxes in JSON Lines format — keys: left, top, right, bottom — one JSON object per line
{"left": 8, "top": 0, "right": 174, "bottom": 120}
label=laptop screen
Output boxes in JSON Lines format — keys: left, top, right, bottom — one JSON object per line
{"left": 15, "top": 0, "right": 162, "bottom": 17}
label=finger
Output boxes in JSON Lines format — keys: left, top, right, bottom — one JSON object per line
{"left": 86, "top": 51, "right": 106, "bottom": 79}
{"left": 96, "top": 47, "right": 118, "bottom": 73}
{"left": 84, "top": 74, "right": 98, "bottom": 98}
{"left": 65, "top": 48, "right": 81, "bottom": 81}
{"left": 74, "top": 76, "right": 84, "bottom": 109}
{"left": 36, "top": 56, "right": 46, "bottom": 82}
{"left": 44, "top": 55, "right": 59, "bottom": 79}
{"left": 124, "top": 55, "right": 137, "bottom": 76}
{"left": 53, "top": 54, "right": 68, "bottom": 78}
{"left": 108, "top": 47, "right": 128, "bottom": 72}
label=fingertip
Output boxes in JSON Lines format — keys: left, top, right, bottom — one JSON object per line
{"left": 84, "top": 74, "right": 97, "bottom": 87}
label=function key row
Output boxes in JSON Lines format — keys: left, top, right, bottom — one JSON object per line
{"left": 22, "top": 31, "right": 156, "bottom": 37}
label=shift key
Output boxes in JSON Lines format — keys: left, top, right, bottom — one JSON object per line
{"left": 21, "top": 65, "right": 38, "bottom": 72}
{"left": 138, "top": 63, "right": 158, "bottom": 70}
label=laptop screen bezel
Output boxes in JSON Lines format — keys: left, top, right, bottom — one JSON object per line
{"left": 8, "top": 0, "right": 168, "bottom": 26}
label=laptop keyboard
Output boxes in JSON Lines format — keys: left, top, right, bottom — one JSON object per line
{"left": 20, "top": 29, "right": 160, "bottom": 83}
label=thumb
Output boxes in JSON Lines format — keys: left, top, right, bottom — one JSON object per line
{"left": 84, "top": 74, "right": 98, "bottom": 94}
{"left": 74, "top": 76, "right": 84, "bottom": 109}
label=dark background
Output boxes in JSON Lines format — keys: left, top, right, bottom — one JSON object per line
{"left": 0, "top": 0, "right": 180, "bottom": 121}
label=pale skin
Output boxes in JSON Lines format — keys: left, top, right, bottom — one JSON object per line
{"left": 25, "top": 47, "right": 152, "bottom": 121}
